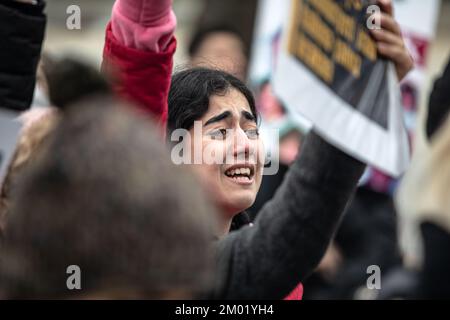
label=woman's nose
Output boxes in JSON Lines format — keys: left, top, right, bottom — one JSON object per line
{"left": 232, "top": 128, "right": 252, "bottom": 159}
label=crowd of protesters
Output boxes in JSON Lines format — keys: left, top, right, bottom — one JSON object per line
{"left": 0, "top": 0, "right": 449, "bottom": 300}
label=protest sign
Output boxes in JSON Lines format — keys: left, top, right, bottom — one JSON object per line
{"left": 272, "top": 0, "right": 410, "bottom": 176}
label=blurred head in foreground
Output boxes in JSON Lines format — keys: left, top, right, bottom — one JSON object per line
{"left": 0, "top": 56, "right": 112, "bottom": 236}
{"left": 0, "top": 93, "right": 217, "bottom": 299}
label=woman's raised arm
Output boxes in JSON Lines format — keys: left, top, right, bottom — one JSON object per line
{"left": 102, "top": 0, "right": 177, "bottom": 130}
{"left": 214, "top": 133, "right": 365, "bottom": 299}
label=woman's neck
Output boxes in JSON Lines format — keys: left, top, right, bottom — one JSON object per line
{"left": 216, "top": 215, "right": 232, "bottom": 238}
{"left": 217, "top": 206, "right": 238, "bottom": 237}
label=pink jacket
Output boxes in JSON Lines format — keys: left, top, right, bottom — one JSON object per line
{"left": 110, "top": 0, "right": 176, "bottom": 52}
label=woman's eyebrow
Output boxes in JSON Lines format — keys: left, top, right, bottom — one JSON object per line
{"left": 204, "top": 111, "right": 232, "bottom": 127}
{"left": 242, "top": 111, "right": 257, "bottom": 123}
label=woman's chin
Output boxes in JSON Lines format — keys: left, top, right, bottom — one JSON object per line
{"left": 220, "top": 194, "right": 256, "bottom": 215}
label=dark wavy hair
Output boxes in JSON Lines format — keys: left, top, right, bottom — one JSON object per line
{"left": 168, "top": 67, "right": 257, "bottom": 134}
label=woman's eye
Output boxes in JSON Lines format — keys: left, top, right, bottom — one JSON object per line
{"left": 245, "top": 128, "right": 260, "bottom": 139}
{"left": 210, "top": 129, "right": 228, "bottom": 140}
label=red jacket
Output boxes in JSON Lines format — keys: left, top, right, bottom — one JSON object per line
{"left": 102, "top": 23, "right": 176, "bottom": 134}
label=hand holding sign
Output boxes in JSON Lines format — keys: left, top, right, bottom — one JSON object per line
{"left": 370, "top": 0, "right": 414, "bottom": 80}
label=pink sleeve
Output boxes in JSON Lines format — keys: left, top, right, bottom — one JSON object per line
{"left": 110, "top": 0, "right": 176, "bottom": 52}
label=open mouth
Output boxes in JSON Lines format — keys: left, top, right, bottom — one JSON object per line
{"left": 224, "top": 165, "right": 255, "bottom": 185}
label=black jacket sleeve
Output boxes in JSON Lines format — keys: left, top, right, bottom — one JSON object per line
{"left": 427, "top": 57, "right": 450, "bottom": 140}
{"left": 213, "top": 132, "right": 365, "bottom": 299}
{"left": 0, "top": 0, "right": 46, "bottom": 112}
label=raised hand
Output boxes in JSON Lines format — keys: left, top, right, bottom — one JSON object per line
{"left": 369, "top": 0, "right": 414, "bottom": 81}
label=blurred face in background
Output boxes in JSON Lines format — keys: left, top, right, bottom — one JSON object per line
{"left": 258, "top": 83, "right": 285, "bottom": 122}
{"left": 187, "top": 88, "right": 264, "bottom": 223}
{"left": 190, "top": 32, "right": 248, "bottom": 81}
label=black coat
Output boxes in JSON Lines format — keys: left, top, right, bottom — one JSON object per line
{"left": 419, "top": 222, "right": 450, "bottom": 299}
{"left": 427, "top": 57, "right": 450, "bottom": 140}
{"left": 0, "top": 0, "right": 46, "bottom": 112}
